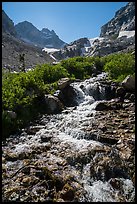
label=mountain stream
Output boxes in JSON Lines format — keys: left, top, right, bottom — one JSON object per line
{"left": 2, "top": 73, "right": 135, "bottom": 202}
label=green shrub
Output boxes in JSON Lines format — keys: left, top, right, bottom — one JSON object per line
{"left": 33, "top": 63, "right": 69, "bottom": 84}
{"left": 60, "top": 57, "right": 94, "bottom": 79}
{"left": 103, "top": 53, "right": 135, "bottom": 82}
{"left": 2, "top": 62, "right": 69, "bottom": 139}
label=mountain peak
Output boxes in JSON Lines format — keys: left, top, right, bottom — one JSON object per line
{"left": 15, "top": 21, "right": 65, "bottom": 48}
{"left": 41, "top": 28, "right": 51, "bottom": 33}
{"left": 15, "top": 21, "right": 39, "bottom": 31}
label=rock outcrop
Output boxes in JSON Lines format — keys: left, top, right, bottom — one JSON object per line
{"left": 52, "top": 38, "right": 89, "bottom": 60}
{"left": 121, "top": 75, "right": 135, "bottom": 92}
{"left": 87, "top": 35, "right": 135, "bottom": 57}
{"left": 100, "top": 2, "right": 135, "bottom": 38}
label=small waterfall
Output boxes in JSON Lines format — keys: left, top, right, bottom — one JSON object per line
{"left": 71, "top": 72, "right": 108, "bottom": 105}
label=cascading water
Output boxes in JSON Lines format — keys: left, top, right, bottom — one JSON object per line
{"left": 2, "top": 73, "right": 135, "bottom": 202}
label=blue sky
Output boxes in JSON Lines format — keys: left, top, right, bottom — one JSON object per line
{"left": 2, "top": 2, "right": 128, "bottom": 43}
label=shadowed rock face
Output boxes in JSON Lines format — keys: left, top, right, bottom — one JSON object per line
{"left": 2, "top": 10, "right": 17, "bottom": 37}
{"left": 100, "top": 2, "right": 135, "bottom": 38}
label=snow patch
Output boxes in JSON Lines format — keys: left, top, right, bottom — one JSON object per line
{"left": 42, "top": 47, "right": 60, "bottom": 53}
{"left": 89, "top": 37, "right": 104, "bottom": 47}
{"left": 118, "top": 30, "right": 135, "bottom": 38}
{"left": 50, "top": 54, "right": 57, "bottom": 61}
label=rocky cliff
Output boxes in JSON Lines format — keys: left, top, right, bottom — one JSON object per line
{"left": 100, "top": 2, "right": 135, "bottom": 38}
{"left": 15, "top": 21, "right": 66, "bottom": 49}
{"left": 52, "top": 38, "right": 89, "bottom": 60}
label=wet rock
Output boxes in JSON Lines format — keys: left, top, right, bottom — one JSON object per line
{"left": 44, "top": 94, "right": 64, "bottom": 113}
{"left": 95, "top": 102, "right": 109, "bottom": 111}
{"left": 18, "top": 152, "right": 31, "bottom": 160}
{"left": 21, "top": 176, "right": 32, "bottom": 187}
{"left": 95, "top": 101, "right": 123, "bottom": 111}
{"left": 41, "top": 135, "right": 52, "bottom": 143}
{"left": 98, "top": 123, "right": 107, "bottom": 132}
{"left": 129, "top": 94, "right": 135, "bottom": 102}
{"left": 5, "top": 152, "right": 19, "bottom": 161}
{"left": 98, "top": 136, "right": 118, "bottom": 145}
{"left": 105, "top": 84, "right": 116, "bottom": 100}
{"left": 61, "top": 85, "right": 78, "bottom": 106}
{"left": 115, "top": 86, "right": 126, "bottom": 97}
{"left": 53, "top": 89, "right": 64, "bottom": 102}
{"left": 35, "top": 170, "right": 45, "bottom": 180}
{"left": 125, "top": 92, "right": 131, "bottom": 99}
{"left": 26, "top": 125, "right": 44, "bottom": 135}
{"left": 21, "top": 166, "right": 30, "bottom": 175}
{"left": 90, "top": 151, "right": 130, "bottom": 182}
{"left": 118, "top": 146, "right": 132, "bottom": 160}
{"left": 132, "top": 173, "right": 135, "bottom": 185}
{"left": 60, "top": 183, "right": 75, "bottom": 201}
{"left": 124, "top": 93, "right": 135, "bottom": 102}
{"left": 109, "top": 178, "right": 122, "bottom": 190}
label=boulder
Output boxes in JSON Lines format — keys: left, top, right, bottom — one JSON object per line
{"left": 53, "top": 89, "right": 64, "bottom": 102}
{"left": 95, "top": 102, "right": 109, "bottom": 111}
{"left": 115, "top": 87, "right": 126, "bottom": 97}
{"left": 62, "top": 85, "right": 78, "bottom": 106}
{"left": 44, "top": 94, "right": 64, "bottom": 114}
{"left": 105, "top": 85, "right": 116, "bottom": 100}
{"left": 121, "top": 75, "right": 135, "bottom": 92}
{"left": 26, "top": 125, "right": 44, "bottom": 135}
{"left": 95, "top": 101, "right": 122, "bottom": 111}
{"left": 58, "top": 78, "right": 71, "bottom": 90}
{"left": 5, "top": 110, "right": 17, "bottom": 119}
